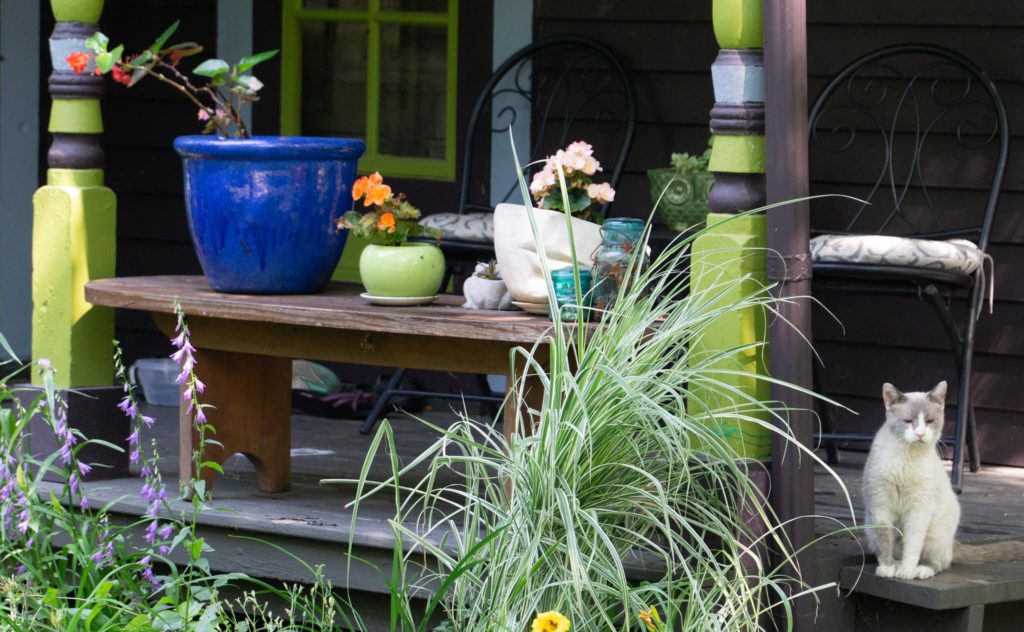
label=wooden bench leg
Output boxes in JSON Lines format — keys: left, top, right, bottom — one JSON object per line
{"left": 179, "top": 349, "right": 292, "bottom": 494}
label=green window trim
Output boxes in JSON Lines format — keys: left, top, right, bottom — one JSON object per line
{"left": 281, "top": 0, "right": 459, "bottom": 180}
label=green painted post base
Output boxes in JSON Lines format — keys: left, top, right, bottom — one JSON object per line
{"left": 32, "top": 169, "right": 117, "bottom": 388}
{"left": 687, "top": 212, "right": 771, "bottom": 459}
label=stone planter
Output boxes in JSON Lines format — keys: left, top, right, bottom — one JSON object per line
{"left": 174, "top": 135, "right": 365, "bottom": 294}
{"left": 463, "top": 275, "right": 511, "bottom": 310}
{"left": 647, "top": 168, "right": 714, "bottom": 231}
{"left": 493, "top": 203, "right": 603, "bottom": 305}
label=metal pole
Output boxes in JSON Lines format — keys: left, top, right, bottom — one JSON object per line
{"left": 764, "top": 0, "right": 816, "bottom": 630}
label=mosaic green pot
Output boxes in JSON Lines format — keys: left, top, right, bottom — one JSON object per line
{"left": 647, "top": 169, "right": 715, "bottom": 231}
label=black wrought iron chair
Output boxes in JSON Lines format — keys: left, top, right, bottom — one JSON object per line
{"left": 360, "top": 35, "right": 637, "bottom": 434}
{"left": 808, "top": 44, "right": 1009, "bottom": 492}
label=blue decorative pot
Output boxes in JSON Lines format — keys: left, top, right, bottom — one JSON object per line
{"left": 174, "top": 135, "right": 366, "bottom": 294}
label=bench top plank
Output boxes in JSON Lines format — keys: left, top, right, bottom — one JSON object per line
{"left": 86, "top": 275, "right": 559, "bottom": 345}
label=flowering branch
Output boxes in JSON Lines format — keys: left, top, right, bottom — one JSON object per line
{"left": 66, "top": 21, "right": 276, "bottom": 139}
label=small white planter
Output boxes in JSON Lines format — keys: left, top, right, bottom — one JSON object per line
{"left": 463, "top": 275, "right": 512, "bottom": 310}
{"left": 493, "top": 203, "right": 603, "bottom": 305}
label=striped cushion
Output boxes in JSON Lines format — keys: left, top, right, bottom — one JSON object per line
{"left": 810, "top": 235, "right": 984, "bottom": 275}
{"left": 420, "top": 212, "right": 494, "bottom": 243}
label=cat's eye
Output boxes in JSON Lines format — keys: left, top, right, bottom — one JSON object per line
{"left": 902, "top": 418, "right": 913, "bottom": 424}
{"left": 926, "top": 418, "right": 935, "bottom": 424}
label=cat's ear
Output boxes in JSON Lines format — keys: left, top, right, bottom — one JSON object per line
{"left": 882, "top": 383, "right": 904, "bottom": 409}
{"left": 929, "top": 380, "right": 948, "bottom": 404}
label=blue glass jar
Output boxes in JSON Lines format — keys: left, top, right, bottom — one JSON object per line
{"left": 550, "top": 267, "right": 592, "bottom": 321}
{"left": 591, "top": 217, "right": 648, "bottom": 312}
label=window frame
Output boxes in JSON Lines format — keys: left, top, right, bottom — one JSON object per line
{"left": 280, "top": 0, "right": 459, "bottom": 180}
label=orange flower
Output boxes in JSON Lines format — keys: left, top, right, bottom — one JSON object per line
{"left": 365, "top": 183, "right": 392, "bottom": 207}
{"left": 352, "top": 176, "right": 370, "bottom": 201}
{"left": 377, "top": 211, "right": 397, "bottom": 233}
{"left": 65, "top": 51, "right": 91, "bottom": 74}
{"left": 368, "top": 171, "right": 383, "bottom": 187}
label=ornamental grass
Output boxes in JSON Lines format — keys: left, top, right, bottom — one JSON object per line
{"left": 331, "top": 141, "right": 852, "bottom": 631}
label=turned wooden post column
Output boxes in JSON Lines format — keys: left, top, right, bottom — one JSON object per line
{"left": 29, "top": 1, "right": 126, "bottom": 479}
{"left": 686, "top": 0, "right": 771, "bottom": 460}
{"left": 33, "top": 0, "right": 116, "bottom": 388}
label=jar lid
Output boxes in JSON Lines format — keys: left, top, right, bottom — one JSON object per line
{"left": 601, "top": 217, "right": 646, "bottom": 230}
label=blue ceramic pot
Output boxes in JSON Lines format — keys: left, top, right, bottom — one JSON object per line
{"left": 174, "top": 135, "right": 366, "bottom": 294}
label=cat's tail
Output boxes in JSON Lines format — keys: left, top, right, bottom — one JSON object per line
{"left": 954, "top": 540, "right": 1024, "bottom": 564}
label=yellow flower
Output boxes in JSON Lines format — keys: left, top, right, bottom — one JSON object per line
{"left": 639, "top": 606, "right": 663, "bottom": 632}
{"left": 531, "top": 611, "right": 570, "bottom": 632}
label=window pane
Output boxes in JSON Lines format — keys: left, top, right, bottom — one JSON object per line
{"left": 378, "top": 24, "right": 447, "bottom": 158}
{"left": 303, "top": 0, "right": 368, "bottom": 9}
{"left": 381, "top": 0, "right": 448, "bottom": 11}
{"left": 301, "top": 20, "right": 367, "bottom": 138}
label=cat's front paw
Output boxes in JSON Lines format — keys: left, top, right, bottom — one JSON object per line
{"left": 894, "top": 565, "right": 935, "bottom": 580}
{"left": 875, "top": 564, "right": 896, "bottom": 578}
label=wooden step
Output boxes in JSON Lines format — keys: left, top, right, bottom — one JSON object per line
{"left": 836, "top": 557, "right": 1024, "bottom": 632}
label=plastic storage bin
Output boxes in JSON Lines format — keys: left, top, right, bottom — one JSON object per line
{"left": 129, "top": 358, "right": 180, "bottom": 406}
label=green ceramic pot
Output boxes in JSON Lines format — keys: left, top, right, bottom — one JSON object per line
{"left": 359, "top": 242, "right": 445, "bottom": 297}
{"left": 647, "top": 168, "right": 715, "bottom": 231}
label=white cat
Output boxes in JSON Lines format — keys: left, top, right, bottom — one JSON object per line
{"left": 863, "top": 381, "right": 1024, "bottom": 579}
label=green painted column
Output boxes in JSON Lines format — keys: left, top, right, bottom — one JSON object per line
{"left": 32, "top": 0, "right": 116, "bottom": 387}
{"left": 687, "top": 0, "right": 770, "bottom": 459}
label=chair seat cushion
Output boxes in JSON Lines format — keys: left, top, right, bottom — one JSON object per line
{"left": 420, "top": 212, "right": 494, "bottom": 243}
{"left": 809, "top": 235, "right": 984, "bottom": 275}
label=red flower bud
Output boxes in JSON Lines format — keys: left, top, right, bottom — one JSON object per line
{"left": 111, "top": 65, "right": 132, "bottom": 86}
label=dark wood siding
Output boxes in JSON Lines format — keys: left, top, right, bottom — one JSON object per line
{"left": 535, "top": 2, "right": 718, "bottom": 222}
{"left": 535, "top": 1, "right": 1024, "bottom": 466}
{"left": 806, "top": 4, "right": 1024, "bottom": 467}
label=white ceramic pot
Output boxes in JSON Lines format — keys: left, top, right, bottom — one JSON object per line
{"left": 493, "top": 203, "right": 603, "bottom": 304}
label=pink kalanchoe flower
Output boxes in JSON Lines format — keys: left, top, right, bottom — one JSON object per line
{"left": 197, "top": 108, "right": 211, "bottom": 121}
{"left": 247, "top": 76, "right": 263, "bottom": 92}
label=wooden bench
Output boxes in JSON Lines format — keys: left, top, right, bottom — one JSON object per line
{"left": 86, "top": 275, "right": 555, "bottom": 493}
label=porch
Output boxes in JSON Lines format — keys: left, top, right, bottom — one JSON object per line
{"left": 62, "top": 400, "right": 1024, "bottom": 632}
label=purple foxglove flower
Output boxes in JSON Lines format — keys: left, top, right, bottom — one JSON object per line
{"left": 157, "top": 523, "right": 174, "bottom": 540}
{"left": 81, "top": 496, "right": 89, "bottom": 510}
{"left": 78, "top": 461, "right": 92, "bottom": 475}
{"left": 144, "top": 520, "right": 158, "bottom": 544}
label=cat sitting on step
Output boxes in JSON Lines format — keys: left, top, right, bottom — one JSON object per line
{"left": 863, "top": 381, "right": 1024, "bottom": 579}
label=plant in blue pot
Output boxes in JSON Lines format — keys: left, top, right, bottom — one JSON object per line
{"left": 338, "top": 172, "right": 445, "bottom": 305}
{"left": 71, "top": 22, "right": 365, "bottom": 294}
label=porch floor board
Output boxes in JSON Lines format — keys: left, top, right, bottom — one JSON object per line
{"left": 64, "top": 403, "right": 1024, "bottom": 629}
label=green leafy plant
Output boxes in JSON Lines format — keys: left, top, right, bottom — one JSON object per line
{"left": 668, "top": 144, "right": 712, "bottom": 175}
{"left": 66, "top": 21, "right": 277, "bottom": 138}
{"left": 474, "top": 259, "right": 501, "bottom": 280}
